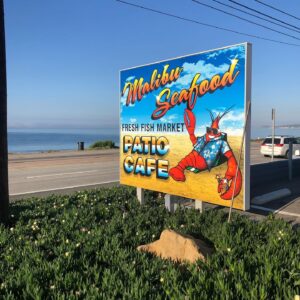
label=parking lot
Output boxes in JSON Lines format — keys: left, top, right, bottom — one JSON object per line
{"left": 247, "top": 140, "right": 300, "bottom": 223}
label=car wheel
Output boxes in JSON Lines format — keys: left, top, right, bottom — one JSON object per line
{"left": 264, "top": 155, "right": 269, "bottom": 157}
{"left": 285, "top": 150, "right": 289, "bottom": 159}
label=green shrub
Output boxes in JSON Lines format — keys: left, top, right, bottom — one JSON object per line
{"left": 0, "top": 186, "right": 299, "bottom": 299}
{"left": 89, "top": 140, "right": 116, "bottom": 149}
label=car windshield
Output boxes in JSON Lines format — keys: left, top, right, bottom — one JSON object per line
{"left": 263, "top": 138, "right": 281, "bottom": 144}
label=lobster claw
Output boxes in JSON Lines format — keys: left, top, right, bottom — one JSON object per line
{"left": 184, "top": 109, "right": 196, "bottom": 133}
{"left": 219, "top": 169, "right": 242, "bottom": 200}
{"left": 216, "top": 176, "right": 230, "bottom": 195}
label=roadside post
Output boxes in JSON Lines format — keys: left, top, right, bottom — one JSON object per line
{"left": 164, "top": 197, "right": 204, "bottom": 213}
{"left": 288, "top": 140, "right": 293, "bottom": 181}
{"left": 271, "top": 108, "right": 275, "bottom": 162}
{"left": 164, "top": 194, "right": 178, "bottom": 213}
{"left": 195, "top": 200, "right": 203, "bottom": 213}
{"left": 77, "top": 141, "right": 85, "bottom": 151}
{"left": 137, "top": 187, "right": 145, "bottom": 205}
{"left": 0, "top": 0, "right": 9, "bottom": 222}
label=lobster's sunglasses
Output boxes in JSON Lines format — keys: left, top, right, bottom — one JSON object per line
{"left": 206, "top": 127, "right": 219, "bottom": 134}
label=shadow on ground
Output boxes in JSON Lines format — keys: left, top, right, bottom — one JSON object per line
{"left": 250, "top": 159, "right": 300, "bottom": 217}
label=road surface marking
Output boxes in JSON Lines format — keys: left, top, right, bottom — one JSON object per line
{"left": 251, "top": 205, "right": 300, "bottom": 218}
{"left": 26, "top": 170, "right": 98, "bottom": 179}
{"left": 10, "top": 180, "right": 120, "bottom": 196}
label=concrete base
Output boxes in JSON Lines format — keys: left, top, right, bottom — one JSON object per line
{"left": 195, "top": 200, "right": 204, "bottom": 212}
{"left": 137, "top": 187, "right": 145, "bottom": 205}
{"left": 164, "top": 194, "right": 181, "bottom": 213}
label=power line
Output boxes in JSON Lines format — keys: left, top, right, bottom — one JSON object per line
{"left": 255, "top": 0, "right": 300, "bottom": 22}
{"left": 115, "top": 0, "right": 300, "bottom": 47}
{"left": 192, "top": 0, "right": 300, "bottom": 41}
{"left": 210, "top": 0, "right": 300, "bottom": 34}
{"left": 229, "top": 0, "right": 300, "bottom": 31}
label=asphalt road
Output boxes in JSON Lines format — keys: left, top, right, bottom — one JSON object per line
{"left": 9, "top": 149, "right": 120, "bottom": 200}
{"left": 8, "top": 142, "right": 293, "bottom": 199}
{"left": 250, "top": 141, "right": 287, "bottom": 165}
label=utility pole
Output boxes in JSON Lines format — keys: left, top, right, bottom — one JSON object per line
{"left": 271, "top": 108, "right": 275, "bottom": 162}
{"left": 0, "top": 0, "right": 9, "bottom": 222}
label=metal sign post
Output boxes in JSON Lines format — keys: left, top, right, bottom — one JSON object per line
{"left": 164, "top": 194, "right": 177, "bottom": 213}
{"left": 137, "top": 188, "right": 145, "bottom": 205}
{"left": 195, "top": 200, "right": 203, "bottom": 213}
{"left": 0, "top": 0, "right": 9, "bottom": 222}
{"left": 288, "top": 140, "right": 293, "bottom": 181}
{"left": 271, "top": 108, "right": 275, "bottom": 162}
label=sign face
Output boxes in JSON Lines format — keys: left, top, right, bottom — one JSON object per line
{"left": 120, "top": 43, "right": 251, "bottom": 210}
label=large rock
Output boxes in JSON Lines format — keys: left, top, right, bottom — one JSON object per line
{"left": 137, "top": 229, "right": 213, "bottom": 263}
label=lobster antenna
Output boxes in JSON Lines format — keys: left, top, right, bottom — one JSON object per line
{"left": 206, "top": 109, "right": 215, "bottom": 121}
{"left": 219, "top": 105, "right": 235, "bottom": 120}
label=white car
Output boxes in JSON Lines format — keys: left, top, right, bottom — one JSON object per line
{"left": 260, "top": 136, "right": 300, "bottom": 158}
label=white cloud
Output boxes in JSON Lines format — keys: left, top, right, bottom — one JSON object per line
{"left": 206, "top": 45, "right": 245, "bottom": 60}
{"left": 220, "top": 126, "right": 243, "bottom": 136}
{"left": 183, "top": 60, "right": 228, "bottom": 76}
{"left": 120, "top": 88, "right": 135, "bottom": 108}
{"left": 130, "top": 118, "right": 137, "bottom": 123}
{"left": 194, "top": 109, "right": 244, "bottom": 136}
{"left": 196, "top": 125, "right": 207, "bottom": 135}
{"left": 167, "top": 60, "right": 229, "bottom": 89}
{"left": 120, "top": 89, "right": 128, "bottom": 106}
{"left": 120, "top": 76, "right": 136, "bottom": 107}
{"left": 219, "top": 110, "right": 244, "bottom": 124}
{"left": 166, "top": 47, "right": 244, "bottom": 90}
{"left": 206, "top": 52, "right": 218, "bottom": 59}
{"left": 126, "top": 75, "right": 135, "bottom": 81}
{"left": 160, "top": 114, "right": 179, "bottom": 123}
{"left": 215, "top": 109, "right": 244, "bottom": 134}
{"left": 209, "top": 108, "right": 244, "bottom": 124}
{"left": 217, "top": 109, "right": 244, "bottom": 136}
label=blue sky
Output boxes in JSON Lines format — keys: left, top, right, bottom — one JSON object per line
{"left": 121, "top": 44, "right": 246, "bottom": 136}
{"left": 4, "top": 0, "right": 300, "bottom": 133}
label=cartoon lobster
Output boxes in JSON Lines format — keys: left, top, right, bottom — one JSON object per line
{"left": 169, "top": 108, "right": 242, "bottom": 200}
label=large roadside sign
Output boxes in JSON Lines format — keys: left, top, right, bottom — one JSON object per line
{"left": 120, "top": 43, "right": 251, "bottom": 210}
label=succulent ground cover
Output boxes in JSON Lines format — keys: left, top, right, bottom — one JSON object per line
{"left": 0, "top": 186, "right": 299, "bottom": 299}
{"left": 89, "top": 140, "right": 116, "bottom": 149}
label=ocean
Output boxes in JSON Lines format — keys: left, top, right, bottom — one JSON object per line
{"left": 7, "top": 127, "right": 300, "bottom": 153}
{"left": 251, "top": 127, "right": 300, "bottom": 140}
{"left": 8, "top": 129, "right": 119, "bottom": 153}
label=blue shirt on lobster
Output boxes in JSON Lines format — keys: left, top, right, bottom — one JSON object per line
{"left": 193, "top": 133, "right": 230, "bottom": 170}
